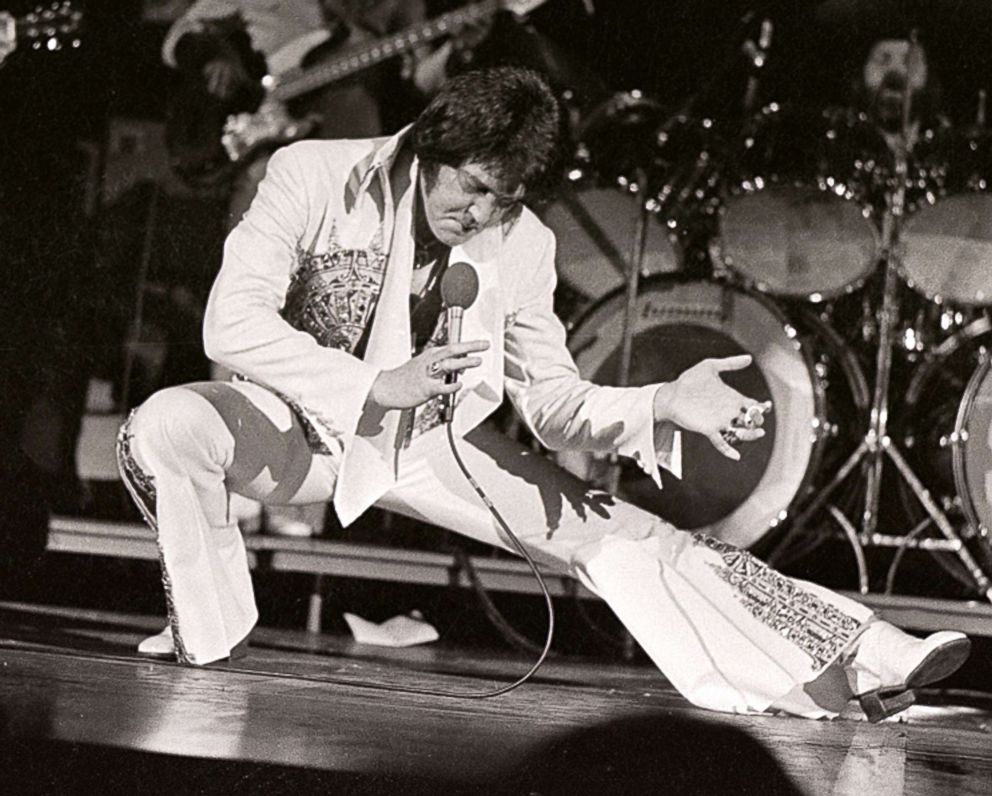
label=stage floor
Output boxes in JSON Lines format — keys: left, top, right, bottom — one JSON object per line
{"left": 1, "top": 602, "right": 991, "bottom": 795}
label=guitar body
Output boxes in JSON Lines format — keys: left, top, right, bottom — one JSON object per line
{"left": 220, "top": 97, "right": 318, "bottom": 167}
{"left": 220, "top": 22, "right": 390, "bottom": 165}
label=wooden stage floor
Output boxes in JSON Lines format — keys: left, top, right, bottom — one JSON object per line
{"left": 1, "top": 602, "right": 991, "bottom": 795}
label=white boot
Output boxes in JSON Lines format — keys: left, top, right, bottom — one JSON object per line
{"left": 137, "top": 625, "right": 249, "bottom": 662}
{"left": 137, "top": 626, "right": 175, "bottom": 659}
{"left": 846, "top": 621, "right": 970, "bottom": 721}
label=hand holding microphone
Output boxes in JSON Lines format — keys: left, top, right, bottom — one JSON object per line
{"left": 368, "top": 262, "right": 485, "bottom": 413}
{"left": 439, "top": 262, "right": 480, "bottom": 423}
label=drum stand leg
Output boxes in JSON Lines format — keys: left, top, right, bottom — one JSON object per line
{"left": 827, "top": 504, "right": 870, "bottom": 595}
{"left": 774, "top": 72, "right": 992, "bottom": 602}
{"left": 772, "top": 240, "right": 992, "bottom": 601}
{"left": 604, "top": 182, "right": 650, "bottom": 497}
{"left": 605, "top": 178, "right": 650, "bottom": 660}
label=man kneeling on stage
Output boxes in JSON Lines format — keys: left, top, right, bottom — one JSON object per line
{"left": 118, "top": 65, "right": 969, "bottom": 721}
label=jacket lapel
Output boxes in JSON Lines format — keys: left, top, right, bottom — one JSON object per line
{"left": 334, "top": 153, "right": 416, "bottom": 525}
{"left": 447, "top": 227, "right": 504, "bottom": 436}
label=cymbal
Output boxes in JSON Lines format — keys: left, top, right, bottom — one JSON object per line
{"left": 579, "top": 92, "right": 664, "bottom": 136}
{"left": 576, "top": 91, "right": 666, "bottom": 182}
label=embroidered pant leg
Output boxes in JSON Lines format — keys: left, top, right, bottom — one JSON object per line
{"left": 378, "top": 424, "right": 873, "bottom": 716}
{"left": 117, "top": 381, "right": 338, "bottom": 664}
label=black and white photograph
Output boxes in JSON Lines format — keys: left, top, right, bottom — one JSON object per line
{"left": 1, "top": 1, "right": 990, "bottom": 793}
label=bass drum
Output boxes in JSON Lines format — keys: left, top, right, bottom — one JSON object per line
{"left": 955, "top": 357, "right": 992, "bottom": 541}
{"left": 902, "top": 318, "right": 992, "bottom": 580}
{"left": 559, "top": 276, "right": 867, "bottom": 548}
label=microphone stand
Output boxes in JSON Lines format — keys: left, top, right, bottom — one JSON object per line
{"left": 770, "top": 34, "right": 992, "bottom": 602}
{"left": 599, "top": 166, "right": 650, "bottom": 661}
{"left": 604, "top": 165, "right": 650, "bottom": 499}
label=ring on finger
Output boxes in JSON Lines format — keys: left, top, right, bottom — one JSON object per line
{"left": 720, "top": 426, "right": 742, "bottom": 446}
{"left": 732, "top": 406, "right": 763, "bottom": 430}
{"left": 428, "top": 360, "right": 442, "bottom": 377}
{"left": 744, "top": 404, "right": 766, "bottom": 427}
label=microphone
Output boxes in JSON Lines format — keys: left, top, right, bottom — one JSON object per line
{"left": 440, "top": 261, "right": 480, "bottom": 423}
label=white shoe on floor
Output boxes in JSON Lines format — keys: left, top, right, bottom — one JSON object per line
{"left": 846, "top": 621, "right": 971, "bottom": 721}
{"left": 137, "top": 626, "right": 176, "bottom": 659}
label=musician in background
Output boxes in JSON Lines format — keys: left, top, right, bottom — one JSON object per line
{"left": 858, "top": 37, "right": 940, "bottom": 139}
{"left": 163, "top": 0, "right": 456, "bottom": 227}
{"left": 847, "top": 36, "right": 951, "bottom": 212}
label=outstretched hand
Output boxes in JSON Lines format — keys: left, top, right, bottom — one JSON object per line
{"left": 369, "top": 340, "right": 489, "bottom": 410}
{"left": 654, "top": 355, "right": 771, "bottom": 461}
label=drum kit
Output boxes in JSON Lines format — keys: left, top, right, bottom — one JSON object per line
{"left": 544, "top": 34, "right": 992, "bottom": 600}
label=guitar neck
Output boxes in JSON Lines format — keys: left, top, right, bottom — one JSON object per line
{"left": 271, "top": 0, "right": 499, "bottom": 103}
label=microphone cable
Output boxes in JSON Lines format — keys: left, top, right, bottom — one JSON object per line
{"left": 240, "top": 428, "right": 556, "bottom": 700}
{"left": 318, "top": 258, "right": 554, "bottom": 699}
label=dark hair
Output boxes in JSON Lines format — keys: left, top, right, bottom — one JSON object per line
{"left": 412, "top": 66, "right": 562, "bottom": 199}
{"left": 849, "top": 38, "right": 943, "bottom": 127}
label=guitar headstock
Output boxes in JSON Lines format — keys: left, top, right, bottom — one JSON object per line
{"left": 17, "top": 2, "right": 82, "bottom": 52}
{"left": 499, "top": 0, "right": 550, "bottom": 19}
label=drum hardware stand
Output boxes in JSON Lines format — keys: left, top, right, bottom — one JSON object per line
{"left": 603, "top": 159, "right": 679, "bottom": 499}
{"left": 771, "top": 39, "right": 992, "bottom": 603}
{"left": 603, "top": 165, "right": 655, "bottom": 479}
{"left": 599, "top": 167, "right": 651, "bottom": 661}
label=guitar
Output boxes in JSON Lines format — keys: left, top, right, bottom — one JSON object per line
{"left": 2, "top": 2, "right": 83, "bottom": 59}
{"left": 169, "top": 0, "right": 548, "bottom": 182}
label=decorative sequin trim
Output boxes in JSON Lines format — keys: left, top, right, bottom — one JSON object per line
{"left": 283, "top": 234, "right": 387, "bottom": 353}
{"left": 411, "top": 312, "right": 449, "bottom": 438}
{"left": 291, "top": 400, "right": 343, "bottom": 456}
{"left": 116, "top": 411, "right": 193, "bottom": 665}
{"left": 272, "top": 224, "right": 387, "bottom": 453}
{"left": 412, "top": 395, "right": 446, "bottom": 437}
{"left": 692, "top": 533, "right": 862, "bottom": 670}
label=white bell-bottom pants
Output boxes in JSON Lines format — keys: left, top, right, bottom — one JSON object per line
{"left": 117, "top": 379, "right": 873, "bottom": 717}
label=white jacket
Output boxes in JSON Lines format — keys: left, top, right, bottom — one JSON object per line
{"left": 204, "top": 128, "right": 679, "bottom": 525}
